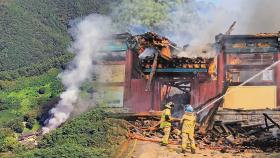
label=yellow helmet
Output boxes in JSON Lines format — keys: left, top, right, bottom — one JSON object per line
{"left": 165, "top": 102, "right": 174, "bottom": 109}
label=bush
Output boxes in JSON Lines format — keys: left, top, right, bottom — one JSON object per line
{"left": 0, "top": 69, "right": 62, "bottom": 126}
{"left": 38, "top": 88, "right": 46, "bottom": 94}
{"left": 5, "top": 118, "right": 24, "bottom": 133}
{"left": 34, "top": 109, "right": 127, "bottom": 157}
{"left": 16, "top": 144, "right": 106, "bottom": 158}
{"left": 11, "top": 109, "right": 128, "bottom": 157}
{"left": 25, "top": 122, "right": 33, "bottom": 129}
{"left": 0, "top": 128, "right": 21, "bottom": 152}
{"left": 23, "top": 111, "right": 38, "bottom": 129}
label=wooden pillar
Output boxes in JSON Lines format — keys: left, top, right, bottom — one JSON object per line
{"left": 217, "top": 52, "right": 225, "bottom": 94}
{"left": 276, "top": 53, "right": 280, "bottom": 107}
{"left": 150, "top": 80, "right": 155, "bottom": 110}
{"left": 123, "top": 50, "right": 133, "bottom": 111}
{"left": 190, "top": 77, "right": 199, "bottom": 108}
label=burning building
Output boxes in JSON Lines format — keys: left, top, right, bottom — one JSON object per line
{"left": 97, "top": 31, "right": 280, "bottom": 122}
{"left": 97, "top": 32, "right": 214, "bottom": 113}
{"left": 216, "top": 33, "right": 280, "bottom": 109}
{"left": 211, "top": 33, "right": 280, "bottom": 126}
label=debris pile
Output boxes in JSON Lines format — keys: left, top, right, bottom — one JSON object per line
{"left": 200, "top": 113, "right": 280, "bottom": 152}
{"left": 127, "top": 32, "right": 176, "bottom": 61}
{"left": 123, "top": 112, "right": 181, "bottom": 145}
{"left": 118, "top": 111, "right": 280, "bottom": 153}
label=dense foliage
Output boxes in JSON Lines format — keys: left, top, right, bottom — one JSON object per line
{"left": 0, "top": 128, "right": 21, "bottom": 153}
{"left": 0, "top": 68, "right": 63, "bottom": 127}
{"left": 15, "top": 110, "right": 128, "bottom": 158}
{"left": 0, "top": 53, "right": 73, "bottom": 80}
{"left": 111, "top": 0, "right": 170, "bottom": 30}
{"left": 0, "top": 0, "right": 114, "bottom": 71}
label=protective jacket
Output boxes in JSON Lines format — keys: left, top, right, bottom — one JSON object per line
{"left": 160, "top": 108, "right": 171, "bottom": 128}
{"left": 181, "top": 112, "right": 196, "bottom": 133}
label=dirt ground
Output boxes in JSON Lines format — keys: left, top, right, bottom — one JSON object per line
{"left": 122, "top": 140, "right": 280, "bottom": 158}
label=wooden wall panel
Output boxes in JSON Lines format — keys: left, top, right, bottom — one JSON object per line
{"left": 191, "top": 80, "right": 217, "bottom": 108}
{"left": 125, "top": 79, "right": 161, "bottom": 113}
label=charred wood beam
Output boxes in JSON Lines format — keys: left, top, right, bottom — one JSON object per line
{"left": 221, "top": 124, "right": 231, "bottom": 135}
{"left": 164, "top": 83, "right": 191, "bottom": 90}
{"left": 225, "top": 21, "right": 236, "bottom": 35}
{"left": 245, "top": 125, "right": 274, "bottom": 135}
{"left": 199, "top": 98, "right": 224, "bottom": 135}
{"left": 198, "top": 86, "right": 228, "bottom": 134}
{"left": 241, "top": 123, "right": 263, "bottom": 129}
{"left": 265, "top": 116, "right": 269, "bottom": 131}
{"left": 145, "top": 53, "right": 158, "bottom": 91}
{"left": 164, "top": 81, "right": 191, "bottom": 86}
{"left": 163, "top": 83, "right": 191, "bottom": 93}
{"left": 263, "top": 113, "right": 280, "bottom": 129}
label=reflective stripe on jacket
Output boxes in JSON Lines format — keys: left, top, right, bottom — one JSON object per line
{"left": 160, "top": 109, "right": 171, "bottom": 128}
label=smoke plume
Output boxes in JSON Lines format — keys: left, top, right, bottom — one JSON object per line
{"left": 176, "top": 0, "right": 280, "bottom": 57}
{"left": 42, "top": 14, "right": 113, "bottom": 134}
{"left": 111, "top": 0, "right": 280, "bottom": 57}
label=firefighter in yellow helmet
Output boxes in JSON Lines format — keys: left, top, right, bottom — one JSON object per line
{"left": 181, "top": 104, "right": 196, "bottom": 154}
{"left": 160, "top": 101, "right": 174, "bottom": 146}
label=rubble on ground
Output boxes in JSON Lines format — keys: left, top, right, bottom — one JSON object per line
{"left": 115, "top": 111, "right": 280, "bottom": 153}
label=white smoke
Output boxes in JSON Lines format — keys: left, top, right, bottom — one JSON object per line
{"left": 42, "top": 14, "right": 113, "bottom": 134}
{"left": 176, "top": 0, "right": 280, "bottom": 57}
{"left": 111, "top": 0, "right": 280, "bottom": 43}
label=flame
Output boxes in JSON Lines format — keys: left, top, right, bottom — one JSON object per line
{"left": 229, "top": 55, "right": 241, "bottom": 65}
{"left": 208, "top": 57, "right": 217, "bottom": 80}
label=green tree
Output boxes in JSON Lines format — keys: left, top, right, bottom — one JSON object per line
{"left": 111, "top": 0, "right": 170, "bottom": 31}
{"left": 0, "top": 128, "right": 21, "bottom": 152}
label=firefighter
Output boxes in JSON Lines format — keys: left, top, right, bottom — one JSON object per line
{"left": 160, "top": 101, "right": 174, "bottom": 146}
{"left": 181, "top": 104, "right": 196, "bottom": 154}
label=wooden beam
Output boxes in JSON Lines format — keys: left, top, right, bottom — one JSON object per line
{"left": 263, "top": 113, "right": 280, "bottom": 129}
{"left": 143, "top": 68, "right": 208, "bottom": 73}
{"left": 229, "top": 82, "right": 275, "bottom": 86}
{"left": 146, "top": 53, "right": 158, "bottom": 91}
{"left": 226, "top": 64, "right": 271, "bottom": 70}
